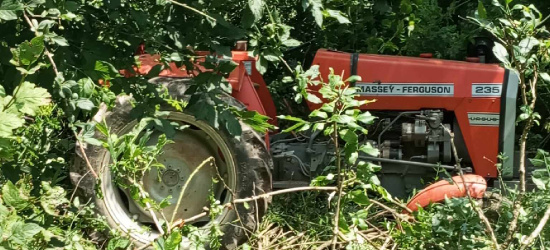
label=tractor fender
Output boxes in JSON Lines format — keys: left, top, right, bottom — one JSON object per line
{"left": 406, "top": 174, "right": 487, "bottom": 212}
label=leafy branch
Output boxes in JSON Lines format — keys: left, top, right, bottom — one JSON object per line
{"left": 280, "top": 67, "right": 387, "bottom": 249}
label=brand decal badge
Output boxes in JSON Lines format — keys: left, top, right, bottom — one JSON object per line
{"left": 357, "top": 83, "right": 454, "bottom": 96}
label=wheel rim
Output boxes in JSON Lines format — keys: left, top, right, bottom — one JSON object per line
{"left": 100, "top": 112, "right": 237, "bottom": 244}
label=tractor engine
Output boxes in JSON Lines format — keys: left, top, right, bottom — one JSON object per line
{"left": 380, "top": 110, "right": 451, "bottom": 164}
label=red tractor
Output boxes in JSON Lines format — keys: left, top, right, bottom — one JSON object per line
{"left": 73, "top": 44, "right": 519, "bottom": 248}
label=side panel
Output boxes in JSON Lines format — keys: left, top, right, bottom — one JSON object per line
{"left": 499, "top": 70, "right": 519, "bottom": 179}
{"left": 228, "top": 52, "right": 278, "bottom": 127}
{"left": 309, "top": 49, "right": 506, "bottom": 177}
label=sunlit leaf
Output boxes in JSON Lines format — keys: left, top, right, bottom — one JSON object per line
{"left": 492, "top": 42, "right": 510, "bottom": 65}
{"left": 10, "top": 81, "right": 51, "bottom": 116}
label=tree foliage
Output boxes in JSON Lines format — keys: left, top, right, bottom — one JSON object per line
{"left": 1, "top": 0, "right": 550, "bottom": 249}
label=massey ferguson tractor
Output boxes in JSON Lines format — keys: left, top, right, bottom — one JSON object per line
{"left": 73, "top": 44, "right": 519, "bottom": 248}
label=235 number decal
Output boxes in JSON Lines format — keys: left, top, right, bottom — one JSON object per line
{"left": 472, "top": 84, "right": 502, "bottom": 97}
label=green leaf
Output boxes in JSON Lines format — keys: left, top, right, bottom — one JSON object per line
{"left": 282, "top": 122, "right": 306, "bottom": 133}
{"left": 76, "top": 98, "right": 95, "bottom": 111}
{"left": 10, "top": 36, "right": 45, "bottom": 66}
{"left": 107, "top": 238, "right": 131, "bottom": 250}
{"left": 532, "top": 176, "right": 547, "bottom": 190}
{"left": 256, "top": 55, "right": 268, "bottom": 74}
{"left": 357, "top": 111, "right": 376, "bottom": 124}
{"left": 95, "top": 122, "right": 109, "bottom": 136}
{"left": 50, "top": 36, "right": 69, "bottom": 46}
{"left": 477, "top": 1, "right": 487, "bottom": 19}
{"left": 147, "top": 64, "right": 164, "bottom": 78}
{"left": 0, "top": 85, "right": 5, "bottom": 97}
{"left": 0, "top": 111, "right": 25, "bottom": 138}
{"left": 2, "top": 181, "right": 30, "bottom": 210}
{"left": 342, "top": 129, "right": 358, "bottom": 144}
{"left": 262, "top": 53, "right": 279, "bottom": 62}
{"left": 164, "top": 231, "right": 182, "bottom": 250}
{"left": 233, "top": 109, "right": 275, "bottom": 132}
{"left": 78, "top": 78, "right": 95, "bottom": 97}
{"left": 333, "top": 115, "right": 354, "bottom": 124}
{"left": 40, "top": 182, "right": 68, "bottom": 215}
{"left": 11, "top": 222, "right": 43, "bottom": 244}
{"left": 400, "top": 0, "right": 412, "bottom": 14}
{"left": 94, "top": 60, "right": 119, "bottom": 79}
{"left": 248, "top": 0, "right": 263, "bottom": 22}
{"left": 326, "top": 9, "right": 350, "bottom": 24}
{"left": 11, "top": 81, "right": 51, "bottom": 116}
{"left": 312, "top": 122, "right": 325, "bottom": 131}
{"left": 83, "top": 137, "right": 103, "bottom": 146}
{"left": 218, "top": 60, "right": 238, "bottom": 74}
{"left": 518, "top": 37, "right": 539, "bottom": 54}
{"left": 338, "top": 215, "right": 350, "bottom": 233}
{"left": 492, "top": 42, "right": 510, "bottom": 65}
{"left": 277, "top": 115, "right": 307, "bottom": 123}
{"left": 350, "top": 189, "right": 370, "bottom": 205}
{"left": 170, "top": 52, "right": 184, "bottom": 61}
{"left": 311, "top": 2, "right": 323, "bottom": 27}
{"left": 37, "top": 20, "right": 56, "bottom": 30}
{"left": 221, "top": 110, "right": 242, "bottom": 136}
{"left": 346, "top": 75, "right": 362, "bottom": 83}
{"left": 282, "top": 39, "right": 301, "bottom": 47}
{"left": 518, "top": 113, "right": 529, "bottom": 122}
{"left": 310, "top": 110, "right": 328, "bottom": 119}
{"left": 359, "top": 143, "right": 379, "bottom": 156}
{"left": 540, "top": 73, "right": 550, "bottom": 83}
{"left": 0, "top": 0, "right": 23, "bottom": 21}
{"left": 306, "top": 93, "right": 322, "bottom": 104}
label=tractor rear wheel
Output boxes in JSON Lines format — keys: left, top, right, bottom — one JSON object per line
{"left": 72, "top": 80, "right": 272, "bottom": 249}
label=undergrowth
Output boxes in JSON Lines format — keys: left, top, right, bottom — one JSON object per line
{"left": 1, "top": 0, "right": 550, "bottom": 249}
{"left": 0, "top": 107, "right": 130, "bottom": 249}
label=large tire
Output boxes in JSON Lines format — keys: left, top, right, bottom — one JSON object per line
{"left": 71, "top": 78, "right": 272, "bottom": 249}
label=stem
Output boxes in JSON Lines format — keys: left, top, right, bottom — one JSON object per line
{"left": 22, "top": 12, "right": 59, "bottom": 75}
{"left": 165, "top": 0, "right": 216, "bottom": 21}
{"left": 279, "top": 56, "right": 293, "bottom": 74}
{"left": 127, "top": 178, "right": 165, "bottom": 235}
{"left": 331, "top": 120, "right": 343, "bottom": 250}
{"left": 503, "top": 65, "right": 538, "bottom": 250}
{"left": 2, "top": 73, "right": 28, "bottom": 112}
{"left": 170, "top": 157, "right": 214, "bottom": 225}
{"left": 74, "top": 131, "right": 99, "bottom": 179}
{"left": 520, "top": 204, "right": 550, "bottom": 249}
{"left": 232, "top": 186, "right": 337, "bottom": 203}
{"left": 444, "top": 126, "right": 500, "bottom": 249}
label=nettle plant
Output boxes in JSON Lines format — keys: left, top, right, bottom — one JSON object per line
{"left": 280, "top": 67, "right": 388, "bottom": 246}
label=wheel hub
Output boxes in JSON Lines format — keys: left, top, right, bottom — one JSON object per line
{"left": 162, "top": 169, "right": 181, "bottom": 187}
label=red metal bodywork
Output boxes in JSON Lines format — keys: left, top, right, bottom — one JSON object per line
{"left": 130, "top": 52, "right": 277, "bottom": 127}
{"left": 309, "top": 49, "right": 505, "bottom": 178}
